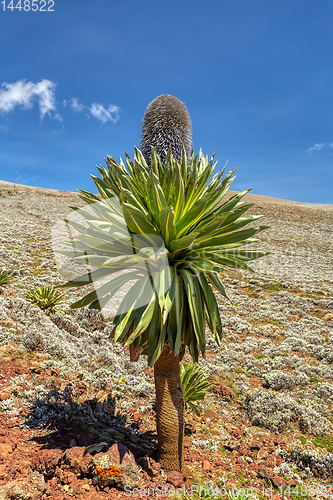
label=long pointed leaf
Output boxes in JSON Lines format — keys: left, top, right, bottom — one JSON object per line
{"left": 179, "top": 269, "right": 206, "bottom": 354}
{"left": 170, "top": 233, "right": 197, "bottom": 254}
{"left": 171, "top": 162, "right": 185, "bottom": 223}
{"left": 194, "top": 225, "right": 270, "bottom": 250}
{"left": 69, "top": 270, "right": 141, "bottom": 309}
{"left": 158, "top": 206, "right": 176, "bottom": 247}
{"left": 124, "top": 297, "right": 156, "bottom": 346}
{"left": 122, "top": 203, "right": 159, "bottom": 237}
{"left": 206, "top": 272, "right": 230, "bottom": 300}
{"left": 196, "top": 272, "right": 223, "bottom": 346}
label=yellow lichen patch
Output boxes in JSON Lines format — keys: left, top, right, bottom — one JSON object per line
{"left": 0, "top": 392, "right": 11, "bottom": 401}
{"left": 95, "top": 464, "right": 124, "bottom": 484}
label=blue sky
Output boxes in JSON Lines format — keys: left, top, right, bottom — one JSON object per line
{"left": 0, "top": 0, "right": 332, "bottom": 203}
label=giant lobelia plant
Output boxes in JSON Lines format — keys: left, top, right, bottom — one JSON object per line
{"left": 57, "top": 147, "right": 270, "bottom": 472}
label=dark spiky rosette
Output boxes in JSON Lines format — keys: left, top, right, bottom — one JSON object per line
{"left": 58, "top": 147, "right": 270, "bottom": 365}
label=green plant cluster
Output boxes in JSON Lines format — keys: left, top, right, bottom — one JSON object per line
{"left": 25, "top": 286, "right": 66, "bottom": 313}
{"left": 180, "top": 361, "right": 213, "bottom": 415}
{"left": 58, "top": 147, "right": 270, "bottom": 366}
{"left": 0, "top": 269, "right": 14, "bottom": 287}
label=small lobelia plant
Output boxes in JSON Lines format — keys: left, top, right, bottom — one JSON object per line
{"left": 180, "top": 361, "right": 213, "bottom": 416}
{"left": 57, "top": 146, "right": 270, "bottom": 472}
{"left": 25, "top": 285, "right": 66, "bottom": 313}
{"left": 0, "top": 269, "right": 14, "bottom": 287}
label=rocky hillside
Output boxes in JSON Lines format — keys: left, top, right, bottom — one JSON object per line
{"left": 0, "top": 180, "right": 332, "bottom": 499}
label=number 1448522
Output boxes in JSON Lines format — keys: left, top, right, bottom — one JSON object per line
{"left": 1, "top": 0, "right": 54, "bottom": 11}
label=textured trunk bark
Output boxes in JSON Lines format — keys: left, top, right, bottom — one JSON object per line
{"left": 154, "top": 342, "right": 184, "bottom": 473}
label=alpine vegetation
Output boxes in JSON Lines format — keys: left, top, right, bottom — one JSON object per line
{"left": 57, "top": 146, "right": 270, "bottom": 472}
{"left": 25, "top": 285, "right": 67, "bottom": 313}
{"left": 0, "top": 268, "right": 14, "bottom": 287}
{"left": 180, "top": 361, "right": 213, "bottom": 416}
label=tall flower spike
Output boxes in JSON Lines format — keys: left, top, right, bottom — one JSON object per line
{"left": 140, "top": 94, "right": 192, "bottom": 166}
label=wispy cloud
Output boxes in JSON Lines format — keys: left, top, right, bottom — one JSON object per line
{"left": 65, "top": 97, "right": 85, "bottom": 113}
{"left": 0, "top": 80, "right": 120, "bottom": 125}
{"left": 14, "top": 171, "right": 42, "bottom": 185}
{"left": 64, "top": 97, "right": 120, "bottom": 123}
{"left": 90, "top": 103, "right": 120, "bottom": 123}
{"left": 0, "top": 79, "right": 57, "bottom": 119}
{"left": 307, "top": 142, "right": 333, "bottom": 153}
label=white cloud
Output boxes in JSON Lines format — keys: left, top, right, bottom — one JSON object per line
{"left": 64, "top": 97, "right": 85, "bottom": 112}
{"left": 0, "top": 81, "right": 120, "bottom": 125}
{"left": 63, "top": 97, "right": 120, "bottom": 123}
{"left": 307, "top": 142, "right": 333, "bottom": 153}
{"left": 90, "top": 103, "right": 120, "bottom": 123}
{"left": 0, "top": 79, "right": 57, "bottom": 118}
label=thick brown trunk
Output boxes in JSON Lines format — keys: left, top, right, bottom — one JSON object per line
{"left": 154, "top": 342, "right": 184, "bottom": 473}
